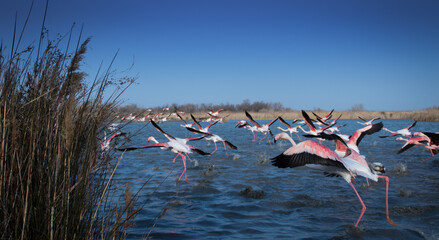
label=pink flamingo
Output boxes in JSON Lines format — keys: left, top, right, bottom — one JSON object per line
{"left": 245, "top": 111, "right": 278, "bottom": 144}
{"left": 358, "top": 116, "right": 381, "bottom": 126}
{"left": 272, "top": 132, "right": 369, "bottom": 227}
{"left": 277, "top": 116, "right": 301, "bottom": 140}
{"left": 235, "top": 120, "right": 258, "bottom": 141}
{"left": 299, "top": 110, "right": 335, "bottom": 143}
{"left": 380, "top": 121, "right": 417, "bottom": 138}
{"left": 190, "top": 114, "right": 218, "bottom": 133}
{"left": 409, "top": 132, "right": 439, "bottom": 161}
{"left": 99, "top": 131, "right": 124, "bottom": 152}
{"left": 208, "top": 109, "right": 224, "bottom": 117}
{"left": 176, "top": 112, "right": 195, "bottom": 128}
{"left": 303, "top": 132, "right": 397, "bottom": 227}
{"left": 117, "top": 121, "right": 209, "bottom": 183}
{"left": 312, "top": 109, "right": 334, "bottom": 126}
{"left": 186, "top": 127, "right": 237, "bottom": 156}
{"left": 347, "top": 122, "right": 383, "bottom": 154}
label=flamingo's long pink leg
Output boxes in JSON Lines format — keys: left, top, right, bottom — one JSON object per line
{"left": 258, "top": 134, "right": 266, "bottom": 144}
{"left": 222, "top": 141, "right": 228, "bottom": 156}
{"left": 378, "top": 176, "right": 397, "bottom": 226}
{"left": 185, "top": 152, "right": 194, "bottom": 162}
{"left": 177, "top": 153, "right": 189, "bottom": 183}
{"left": 210, "top": 142, "right": 218, "bottom": 156}
{"left": 423, "top": 150, "right": 435, "bottom": 162}
{"left": 349, "top": 182, "right": 366, "bottom": 227}
{"left": 172, "top": 154, "right": 179, "bottom": 163}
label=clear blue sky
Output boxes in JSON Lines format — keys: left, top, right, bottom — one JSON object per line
{"left": 1, "top": 0, "right": 438, "bottom": 111}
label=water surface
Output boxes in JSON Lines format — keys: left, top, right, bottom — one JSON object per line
{"left": 112, "top": 119, "right": 439, "bottom": 239}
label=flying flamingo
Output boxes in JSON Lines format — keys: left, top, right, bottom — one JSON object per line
{"left": 235, "top": 120, "right": 258, "bottom": 141}
{"left": 347, "top": 122, "right": 383, "bottom": 154}
{"left": 271, "top": 132, "right": 371, "bottom": 227}
{"left": 380, "top": 121, "right": 417, "bottom": 138}
{"left": 358, "top": 116, "right": 381, "bottom": 126}
{"left": 245, "top": 111, "right": 278, "bottom": 144}
{"left": 208, "top": 109, "right": 224, "bottom": 117}
{"left": 299, "top": 110, "right": 335, "bottom": 143}
{"left": 396, "top": 136, "right": 429, "bottom": 153}
{"left": 186, "top": 127, "right": 237, "bottom": 156}
{"left": 190, "top": 114, "right": 218, "bottom": 133}
{"left": 176, "top": 112, "right": 195, "bottom": 128}
{"left": 277, "top": 116, "right": 301, "bottom": 140}
{"left": 117, "top": 121, "right": 209, "bottom": 183}
{"left": 304, "top": 131, "right": 397, "bottom": 227}
{"left": 410, "top": 132, "right": 439, "bottom": 161}
{"left": 99, "top": 131, "right": 124, "bottom": 152}
{"left": 312, "top": 109, "right": 334, "bottom": 126}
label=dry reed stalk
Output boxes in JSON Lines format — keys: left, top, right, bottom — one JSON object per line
{"left": 1, "top": 21, "right": 139, "bottom": 239}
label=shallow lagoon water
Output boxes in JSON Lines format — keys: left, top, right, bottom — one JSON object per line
{"left": 112, "top": 119, "right": 439, "bottom": 239}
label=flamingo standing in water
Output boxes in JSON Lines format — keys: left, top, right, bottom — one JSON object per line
{"left": 304, "top": 131, "right": 397, "bottom": 227}
{"left": 117, "top": 121, "right": 209, "bottom": 183}
{"left": 245, "top": 111, "right": 278, "bottom": 144}
{"left": 380, "top": 121, "right": 417, "bottom": 138}
{"left": 271, "top": 132, "right": 370, "bottom": 227}
{"left": 277, "top": 116, "right": 301, "bottom": 140}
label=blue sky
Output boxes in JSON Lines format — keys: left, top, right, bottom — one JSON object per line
{"left": 1, "top": 0, "right": 438, "bottom": 111}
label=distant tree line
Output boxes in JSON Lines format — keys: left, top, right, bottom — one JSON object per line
{"left": 115, "top": 99, "right": 289, "bottom": 116}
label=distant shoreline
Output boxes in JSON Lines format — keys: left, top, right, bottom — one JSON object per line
{"left": 115, "top": 109, "right": 439, "bottom": 122}
{"left": 186, "top": 110, "right": 439, "bottom": 122}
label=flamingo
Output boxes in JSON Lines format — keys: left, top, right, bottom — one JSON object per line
{"left": 191, "top": 114, "right": 218, "bottom": 133}
{"left": 235, "top": 120, "right": 258, "bottom": 141}
{"left": 380, "top": 121, "right": 417, "bottom": 138}
{"left": 298, "top": 110, "right": 324, "bottom": 136}
{"left": 186, "top": 127, "right": 237, "bottom": 156}
{"left": 411, "top": 132, "right": 439, "bottom": 161}
{"left": 358, "top": 116, "right": 381, "bottom": 126}
{"left": 304, "top": 132, "right": 397, "bottom": 227}
{"left": 347, "top": 122, "right": 383, "bottom": 154}
{"left": 277, "top": 116, "right": 301, "bottom": 140}
{"left": 395, "top": 136, "right": 429, "bottom": 155}
{"left": 207, "top": 112, "right": 229, "bottom": 123}
{"left": 271, "top": 132, "right": 371, "bottom": 227}
{"left": 245, "top": 111, "right": 278, "bottom": 144}
{"left": 99, "top": 131, "right": 124, "bottom": 152}
{"left": 312, "top": 109, "right": 334, "bottom": 126}
{"left": 299, "top": 110, "right": 334, "bottom": 143}
{"left": 117, "top": 121, "right": 209, "bottom": 183}
{"left": 208, "top": 109, "right": 224, "bottom": 117}
{"left": 176, "top": 112, "right": 195, "bottom": 128}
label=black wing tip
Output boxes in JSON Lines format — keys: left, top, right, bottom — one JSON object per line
{"left": 116, "top": 147, "right": 138, "bottom": 152}
{"left": 193, "top": 148, "right": 210, "bottom": 155}
{"left": 225, "top": 140, "right": 238, "bottom": 149}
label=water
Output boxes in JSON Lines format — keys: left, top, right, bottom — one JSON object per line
{"left": 111, "top": 119, "right": 439, "bottom": 239}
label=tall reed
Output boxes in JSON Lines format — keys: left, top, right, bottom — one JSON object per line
{"left": 0, "top": 32, "right": 137, "bottom": 239}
